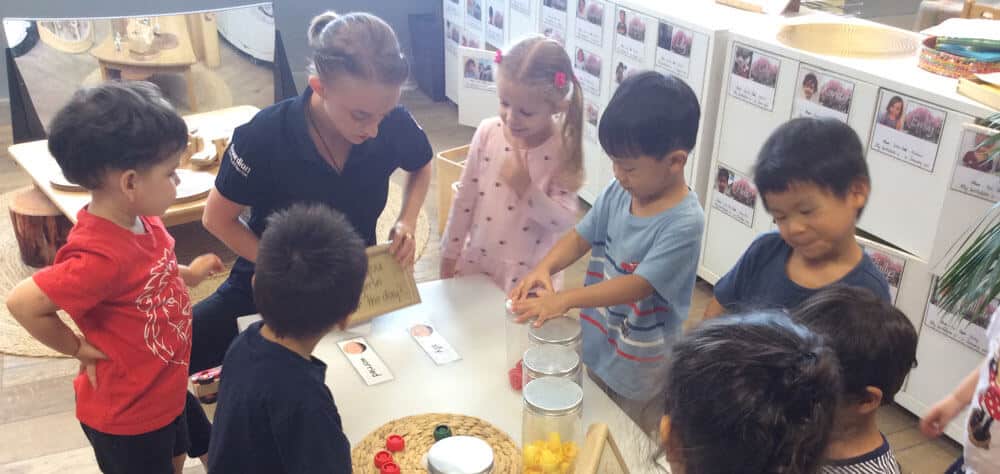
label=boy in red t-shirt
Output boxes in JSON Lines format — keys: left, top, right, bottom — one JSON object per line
{"left": 5, "top": 82, "right": 222, "bottom": 474}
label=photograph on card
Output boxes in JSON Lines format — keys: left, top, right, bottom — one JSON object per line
{"left": 614, "top": 7, "right": 648, "bottom": 62}
{"left": 462, "top": 55, "right": 496, "bottom": 91}
{"left": 924, "top": 275, "right": 993, "bottom": 355}
{"left": 712, "top": 165, "right": 758, "bottom": 227}
{"left": 446, "top": 20, "right": 461, "bottom": 55}
{"left": 573, "top": 46, "right": 602, "bottom": 97}
{"left": 870, "top": 90, "right": 946, "bottom": 172}
{"left": 485, "top": 0, "right": 506, "bottom": 48}
{"left": 511, "top": 0, "right": 532, "bottom": 15}
{"left": 446, "top": 0, "right": 462, "bottom": 21}
{"left": 611, "top": 56, "right": 641, "bottom": 94}
{"left": 655, "top": 21, "right": 696, "bottom": 79}
{"left": 338, "top": 337, "right": 395, "bottom": 385}
{"left": 791, "top": 66, "right": 854, "bottom": 123}
{"left": 584, "top": 98, "right": 600, "bottom": 142}
{"left": 860, "top": 244, "right": 905, "bottom": 304}
{"left": 467, "top": 0, "right": 484, "bottom": 31}
{"left": 951, "top": 124, "right": 1000, "bottom": 202}
{"left": 574, "top": 0, "right": 606, "bottom": 49}
{"left": 541, "top": 0, "right": 568, "bottom": 45}
{"left": 460, "top": 28, "right": 483, "bottom": 49}
{"left": 409, "top": 323, "right": 462, "bottom": 365}
{"left": 728, "top": 44, "right": 779, "bottom": 111}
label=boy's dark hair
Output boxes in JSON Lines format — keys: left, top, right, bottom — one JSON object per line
{"left": 253, "top": 204, "right": 368, "bottom": 339}
{"left": 754, "top": 118, "right": 869, "bottom": 208}
{"left": 792, "top": 285, "right": 917, "bottom": 405}
{"left": 664, "top": 311, "right": 840, "bottom": 474}
{"left": 47, "top": 81, "right": 188, "bottom": 190}
{"left": 599, "top": 71, "right": 700, "bottom": 160}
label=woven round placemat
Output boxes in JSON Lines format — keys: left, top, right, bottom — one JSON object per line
{"left": 351, "top": 413, "right": 521, "bottom": 473}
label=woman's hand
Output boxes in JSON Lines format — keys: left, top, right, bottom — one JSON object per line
{"left": 389, "top": 220, "right": 416, "bottom": 269}
{"left": 440, "top": 257, "right": 458, "bottom": 279}
{"left": 499, "top": 148, "right": 531, "bottom": 198}
{"left": 74, "top": 336, "right": 108, "bottom": 389}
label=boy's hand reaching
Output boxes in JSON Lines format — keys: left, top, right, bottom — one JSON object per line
{"left": 513, "top": 290, "right": 570, "bottom": 327}
{"left": 510, "top": 268, "right": 554, "bottom": 301}
{"left": 74, "top": 336, "right": 108, "bottom": 389}
{"left": 186, "top": 253, "right": 224, "bottom": 286}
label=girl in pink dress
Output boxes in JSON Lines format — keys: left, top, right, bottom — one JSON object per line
{"left": 441, "top": 35, "right": 584, "bottom": 292}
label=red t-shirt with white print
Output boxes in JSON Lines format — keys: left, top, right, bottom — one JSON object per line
{"left": 33, "top": 208, "right": 191, "bottom": 435}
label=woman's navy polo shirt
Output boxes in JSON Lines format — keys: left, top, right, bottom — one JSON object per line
{"left": 214, "top": 87, "right": 433, "bottom": 296}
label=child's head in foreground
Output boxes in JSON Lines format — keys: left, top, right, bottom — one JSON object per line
{"left": 253, "top": 204, "right": 368, "bottom": 339}
{"left": 753, "top": 117, "right": 870, "bottom": 261}
{"left": 47, "top": 81, "right": 188, "bottom": 216}
{"left": 598, "top": 71, "right": 700, "bottom": 201}
{"left": 792, "top": 286, "right": 918, "bottom": 434}
{"left": 661, "top": 311, "right": 841, "bottom": 474}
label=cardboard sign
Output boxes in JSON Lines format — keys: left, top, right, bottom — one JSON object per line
{"left": 576, "top": 423, "right": 630, "bottom": 474}
{"left": 346, "top": 245, "right": 421, "bottom": 327}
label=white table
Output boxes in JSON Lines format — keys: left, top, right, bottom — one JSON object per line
{"left": 239, "top": 275, "right": 661, "bottom": 473}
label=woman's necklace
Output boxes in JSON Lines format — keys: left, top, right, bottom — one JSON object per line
{"left": 307, "top": 104, "right": 345, "bottom": 173}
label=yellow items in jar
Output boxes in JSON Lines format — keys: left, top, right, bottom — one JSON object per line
{"left": 522, "top": 433, "right": 578, "bottom": 473}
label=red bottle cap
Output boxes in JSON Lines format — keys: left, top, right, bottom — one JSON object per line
{"left": 374, "top": 450, "right": 393, "bottom": 468}
{"left": 380, "top": 461, "right": 401, "bottom": 474}
{"left": 508, "top": 365, "right": 523, "bottom": 390}
{"left": 386, "top": 434, "right": 405, "bottom": 452}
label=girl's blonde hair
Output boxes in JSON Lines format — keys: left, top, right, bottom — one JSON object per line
{"left": 497, "top": 36, "right": 585, "bottom": 191}
{"left": 308, "top": 11, "right": 409, "bottom": 86}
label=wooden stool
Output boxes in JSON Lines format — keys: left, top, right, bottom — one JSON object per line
{"left": 9, "top": 187, "right": 72, "bottom": 268}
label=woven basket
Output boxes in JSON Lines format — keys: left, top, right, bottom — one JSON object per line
{"left": 776, "top": 23, "right": 919, "bottom": 58}
{"left": 919, "top": 37, "right": 1000, "bottom": 79}
{"left": 351, "top": 413, "right": 521, "bottom": 473}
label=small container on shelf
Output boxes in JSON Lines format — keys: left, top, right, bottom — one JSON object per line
{"left": 505, "top": 298, "right": 531, "bottom": 376}
{"left": 528, "top": 316, "right": 581, "bottom": 356}
{"left": 522, "top": 344, "right": 582, "bottom": 387}
{"left": 522, "top": 377, "right": 583, "bottom": 474}
{"left": 426, "top": 435, "right": 495, "bottom": 473}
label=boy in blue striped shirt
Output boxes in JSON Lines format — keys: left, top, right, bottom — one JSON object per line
{"left": 511, "top": 72, "right": 704, "bottom": 430}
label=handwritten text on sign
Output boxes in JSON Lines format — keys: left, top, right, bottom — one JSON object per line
{"left": 347, "top": 245, "right": 421, "bottom": 327}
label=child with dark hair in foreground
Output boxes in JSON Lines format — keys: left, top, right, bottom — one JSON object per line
{"left": 793, "top": 285, "right": 918, "bottom": 473}
{"left": 207, "top": 203, "right": 368, "bottom": 474}
{"left": 660, "top": 311, "right": 842, "bottom": 474}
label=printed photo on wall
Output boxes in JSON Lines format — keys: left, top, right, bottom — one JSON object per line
{"left": 460, "top": 29, "right": 482, "bottom": 49}
{"left": 445, "top": 0, "right": 462, "bottom": 22}
{"left": 654, "top": 21, "right": 696, "bottom": 79}
{"left": 924, "top": 275, "right": 993, "bottom": 355}
{"left": 791, "top": 65, "right": 855, "bottom": 123}
{"left": 446, "top": 20, "right": 461, "bottom": 54}
{"left": 462, "top": 55, "right": 496, "bottom": 90}
{"left": 728, "top": 44, "right": 780, "bottom": 111}
{"left": 584, "top": 98, "right": 600, "bottom": 142}
{"left": 574, "top": 0, "right": 606, "bottom": 49}
{"left": 870, "top": 89, "right": 947, "bottom": 172}
{"left": 466, "top": 0, "right": 484, "bottom": 32}
{"left": 860, "top": 244, "right": 905, "bottom": 304}
{"left": 951, "top": 123, "right": 1000, "bottom": 202}
{"left": 611, "top": 56, "right": 641, "bottom": 94}
{"left": 541, "top": 0, "right": 568, "bottom": 45}
{"left": 485, "top": 0, "right": 506, "bottom": 48}
{"left": 573, "top": 46, "right": 602, "bottom": 97}
{"left": 614, "top": 7, "right": 649, "bottom": 62}
{"left": 711, "top": 165, "right": 758, "bottom": 227}
{"left": 511, "top": 0, "right": 532, "bottom": 15}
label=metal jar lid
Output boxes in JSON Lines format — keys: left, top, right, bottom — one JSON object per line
{"left": 528, "top": 316, "right": 581, "bottom": 346}
{"left": 427, "top": 436, "right": 495, "bottom": 474}
{"left": 523, "top": 344, "right": 580, "bottom": 378}
{"left": 523, "top": 377, "right": 583, "bottom": 416}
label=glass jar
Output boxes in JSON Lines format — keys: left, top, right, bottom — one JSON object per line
{"left": 522, "top": 344, "right": 582, "bottom": 387}
{"left": 528, "top": 316, "right": 581, "bottom": 357}
{"left": 522, "top": 377, "right": 583, "bottom": 474}
{"left": 505, "top": 298, "right": 531, "bottom": 373}
{"left": 427, "top": 436, "right": 494, "bottom": 473}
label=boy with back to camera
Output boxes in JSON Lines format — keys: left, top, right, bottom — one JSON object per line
{"left": 5, "top": 81, "right": 223, "bottom": 474}
{"left": 793, "top": 286, "right": 918, "bottom": 473}
{"left": 510, "top": 71, "right": 705, "bottom": 431}
{"left": 207, "top": 204, "right": 368, "bottom": 473}
{"left": 704, "top": 117, "right": 890, "bottom": 319}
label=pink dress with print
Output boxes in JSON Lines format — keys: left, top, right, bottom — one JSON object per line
{"left": 442, "top": 117, "right": 579, "bottom": 293}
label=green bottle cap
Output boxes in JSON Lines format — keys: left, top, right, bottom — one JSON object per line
{"left": 433, "top": 425, "right": 453, "bottom": 441}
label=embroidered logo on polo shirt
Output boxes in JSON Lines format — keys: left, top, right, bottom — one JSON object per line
{"left": 228, "top": 146, "right": 251, "bottom": 178}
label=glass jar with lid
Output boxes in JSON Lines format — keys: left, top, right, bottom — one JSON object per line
{"left": 505, "top": 298, "right": 531, "bottom": 375}
{"left": 522, "top": 377, "right": 583, "bottom": 473}
{"left": 427, "top": 435, "right": 495, "bottom": 474}
{"left": 522, "top": 344, "right": 582, "bottom": 387}
{"left": 528, "top": 316, "right": 581, "bottom": 356}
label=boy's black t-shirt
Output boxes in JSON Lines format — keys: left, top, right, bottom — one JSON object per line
{"left": 207, "top": 321, "right": 350, "bottom": 474}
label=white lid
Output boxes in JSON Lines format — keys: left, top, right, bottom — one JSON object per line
{"left": 427, "top": 436, "right": 495, "bottom": 474}
{"left": 528, "top": 316, "right": 581, "bottom": 345}
{"left": 523, "top": 344, "right": 580, "bottom": 376}
{"left": 523, "top": 377, "right": 583, "bottom": 416}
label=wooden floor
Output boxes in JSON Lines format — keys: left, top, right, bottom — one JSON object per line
{"left": 0, "top": 90, "right": 961, "bottom": 473}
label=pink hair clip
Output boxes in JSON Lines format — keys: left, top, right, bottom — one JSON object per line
{"left": 494, "top": 49, "right": 503, "bottom": 64}
{"left": 554, "top": 71, "right": 567, "bottom": 88}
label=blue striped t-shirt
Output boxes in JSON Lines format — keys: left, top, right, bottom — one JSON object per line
{"left": 576, "top": 180, "right": 704, "bottom": 401}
